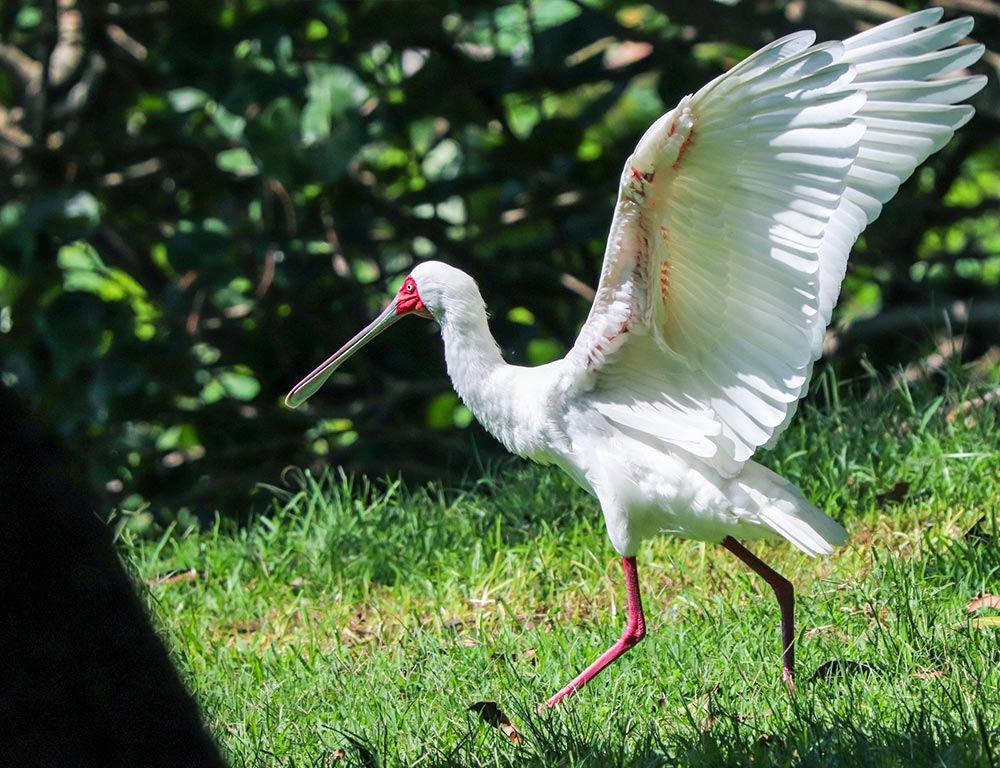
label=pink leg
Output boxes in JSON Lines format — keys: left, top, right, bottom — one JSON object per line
{"left": 722, "top": 536, "right": 795, "bottom": 692}
{"left": 542, "top": 556, "right": 646, "bottom": 709}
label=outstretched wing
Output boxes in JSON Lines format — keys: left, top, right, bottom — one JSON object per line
{"left": 563, "top": 9, "right": 985, "bottom": 474}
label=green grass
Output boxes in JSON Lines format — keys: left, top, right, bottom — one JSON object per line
{"left": 118, "top": 370, "right": 1000, "bottom": 767}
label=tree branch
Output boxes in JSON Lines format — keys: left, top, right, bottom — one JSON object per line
{"left": 0, "top": 43, "right": 42, "bottom": 92}
{"left": 934, "top": 0, "right": 1000, "bottom": 20}
{"left": 49, "top": 0, "right": 85, "bottom": 88}
{"left": 826, "top": 299, "right": 1000, "bottom": 356}
{"left": 49, "top": 51, "right": 106, "bottom": 120}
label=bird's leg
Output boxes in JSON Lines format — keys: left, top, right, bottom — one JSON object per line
{"left": 721, "top": 536, "right": 795, "bottom": 692}
{"left": 542, "top": 555, "right": 646, "bottom": 709}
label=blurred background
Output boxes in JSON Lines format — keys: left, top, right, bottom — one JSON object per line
{"left": 1, "top": 0, "right": 998, "bottom": 526}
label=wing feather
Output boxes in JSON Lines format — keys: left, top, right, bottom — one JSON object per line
{"left": 563, "top": 11, "right": 985, "bottom": 470}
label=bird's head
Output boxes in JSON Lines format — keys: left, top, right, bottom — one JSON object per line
{"left": 284, "top": 260, "right": 473, "bottom": 408}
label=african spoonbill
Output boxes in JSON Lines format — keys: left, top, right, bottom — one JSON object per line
{"left": 287, "top": 9, "right": 985, "bottom": 707}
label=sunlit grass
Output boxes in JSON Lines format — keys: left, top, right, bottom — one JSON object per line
{"left": 120, "top": 370, "right": 1000, "bottom": 766}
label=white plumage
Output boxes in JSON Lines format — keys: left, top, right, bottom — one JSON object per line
{"left": 287, "top": 10, "right": 985, "bottom": 707}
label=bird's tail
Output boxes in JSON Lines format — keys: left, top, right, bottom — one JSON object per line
{"left": 740, "top": 462, "right": 847, "bottom": 557}
{"left": 758, "top": 503, "right": 847, "bottom": 557}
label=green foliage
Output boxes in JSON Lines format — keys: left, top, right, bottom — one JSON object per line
{"left": 58, "top": 242, "right": 159, "bottom": 339}
{"left": 1, "top": 1, "right": 998, "bottom": 516}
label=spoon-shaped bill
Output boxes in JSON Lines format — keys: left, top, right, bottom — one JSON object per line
{"left": 285, "top": 300, "right": 403, "bottom": 408}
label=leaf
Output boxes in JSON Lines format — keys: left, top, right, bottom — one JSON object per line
{"left": 918, "top": 395, "right": 945, "bottom": 431}
{"left": 527, "top": 337, "right": 563, "bottom": 365}
{"left": 218, "top": 369, "right": 261, "bottom": 401}
{"left": 298, "top": 63, "right": 367, "bottom": 181}
{"left": 467, "top": 700, "right": 506, "bottom": 726}
{"left": 62, "top": 192, "right": 101, "bottom": 230}
{"left": 875, "top": 481, "right": 910, "bottom": 506}
{"left": 468, "top": 701, "right": 523, "bottom": 745}
{"left": 216, "top": 148, "right": 259, "bottom": 176}
{"left": 26, "top": 191, "right": 101, "bottom": 238}
{"left": 58, "top": 240, "right": 104, "bottom": 271}
{"left": 167, "top": 87, "right": 209, "bottom": 113}
{"left": 968, "top": 594, "right": 1000, "bottom": 613}
{"left": 244, "top": 96, "right": 300, "bottom": 183}
{"left": 208, "top": 102, "right": 247, "bottom": 140}
{"left": 499, "top": 721, "right": 523, "bottom": 745}
{"left": 516, "top": 647, "right": 538, "bottom": 665}
{"left": 507, "top": 307, "right": 535, "bottom": 325}
{"left": 16, "top": 6, "right": 42, "bottom": 28}
{"left": 156, "top": 422, "right": 202, "bottom": 452}
{"left": 305, "top": 20, "right": 328, "bottom": 41}
{"left": 57, "top": 242, "right": 160, "bottom": 337}
{"left": 426, "top": 392, "right": 461, "bottom": 429}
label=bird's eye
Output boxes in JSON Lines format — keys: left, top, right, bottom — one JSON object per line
{"left": 406, "top": 281, "right": 414, "bottom": 292}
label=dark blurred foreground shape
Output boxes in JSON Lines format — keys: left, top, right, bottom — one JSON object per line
{"left": 0, "top": 386, "right": 227, "bottom": 768}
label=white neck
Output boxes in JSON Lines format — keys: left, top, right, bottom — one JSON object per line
{"left": 437, "top": 291, "right": 505, "bottom": 417}
{"left": 435, "top": 289, "right": 551, "bottom": 460}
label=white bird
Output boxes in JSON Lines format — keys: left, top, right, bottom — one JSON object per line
{"left": 287, "top": 9, "right": 985, "bottom": 707}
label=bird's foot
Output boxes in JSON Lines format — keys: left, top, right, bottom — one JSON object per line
{"left": 782, "top": 666, "right": 794, "bottom": 694}
{"left": 538, "top": 681, "right": 579, "bottom": 711}
{"left": 537, "top": 694, "right": 558, "bottom": 713}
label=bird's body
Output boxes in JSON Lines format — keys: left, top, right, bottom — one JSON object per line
{"left": 423, "top": 260, "right": 840, "bottom": 558}
{"left": 287, "top": 9, "right": 985, "bottom": 707}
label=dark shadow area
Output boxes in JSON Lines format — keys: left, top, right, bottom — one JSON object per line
{"left": 0, "top": 385, "right": 227, "bottom": 768}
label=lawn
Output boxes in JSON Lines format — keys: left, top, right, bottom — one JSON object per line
{"left": 119, "top": 370, "right": 1000, "bottom": 767}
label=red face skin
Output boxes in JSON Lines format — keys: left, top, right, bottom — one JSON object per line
{"left": 396, "top": 275, "right": 431, "bottom": 317}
